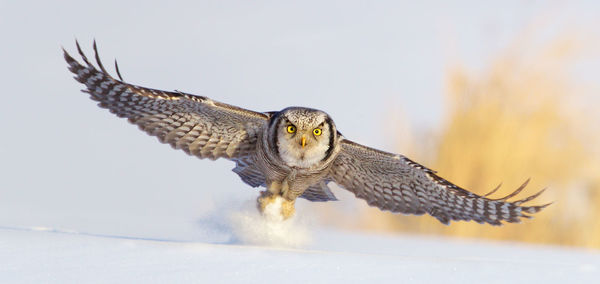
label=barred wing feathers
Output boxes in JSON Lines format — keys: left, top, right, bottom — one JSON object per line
{"left": 330, "top": 139, "right": 550, "bottom": 225}
{"left": 64, "top": 41, "right": 268, "bottom": 162}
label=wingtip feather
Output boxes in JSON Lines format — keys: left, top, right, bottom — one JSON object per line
{"left": 92, "top": 39, "right": 109, "bottom": 74}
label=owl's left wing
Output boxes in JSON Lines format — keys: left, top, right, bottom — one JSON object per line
{"left": 329, "top": 139, "right": 550, "bottom": 225}
{"left": 64, "top": 41, "right": 269, "bottom": 162}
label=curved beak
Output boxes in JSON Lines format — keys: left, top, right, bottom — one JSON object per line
{"left": 301, "top": 135, "right": 306, "bottom": 148}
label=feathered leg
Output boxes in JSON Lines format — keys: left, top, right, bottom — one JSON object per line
{"left": 257, "top": 180, "right": 296, "bottom": 220}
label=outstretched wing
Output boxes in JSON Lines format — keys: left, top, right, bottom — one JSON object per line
{"left": 64, "top": 41, "right": 268, "bottom": 162}
{"left": 329, "top": 139, "right": 550, "bottom": 225}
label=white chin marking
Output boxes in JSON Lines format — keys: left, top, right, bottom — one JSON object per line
{"left": 228, "top": 197, "right": 311, "bottom": 247}
{"left": 284, "top": 155, "right": 320, "bottom": 168}
{"left": 278, "top": 144, "right": 328, "bottom": 168}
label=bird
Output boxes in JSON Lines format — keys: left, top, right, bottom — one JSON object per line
{"left": 63, "top": 41, "right": 550, "bottom": 225}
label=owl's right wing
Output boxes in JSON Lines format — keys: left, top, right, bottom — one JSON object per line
{"left": 64, "top": 41, "right": 268, "bottom": 162}
{"left": 329, "top": 139, "right": 550, "bottom": 225}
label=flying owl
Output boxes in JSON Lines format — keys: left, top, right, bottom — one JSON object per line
{"left": 64, "top": 41, "right": 550, "bottom": 225}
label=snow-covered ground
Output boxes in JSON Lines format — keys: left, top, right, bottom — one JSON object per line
{"left": 2, "top": 205, "right": 599, "bottom": 283}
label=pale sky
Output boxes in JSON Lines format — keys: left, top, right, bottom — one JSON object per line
{"left": 1, "top": 0, "right": 598, "bottom": 240}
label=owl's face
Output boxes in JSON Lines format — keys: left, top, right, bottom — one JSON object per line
{"left": 271, "top": 107, "right": 336, "bottom": 168}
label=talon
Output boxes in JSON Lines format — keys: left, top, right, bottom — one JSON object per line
{"left": 257, "top": 190, "right": 278, "bottom": 213}
{"left": 256, "top": 191, "right": 296, "bottom": 220}
{"left": 281, "top": 198, "right": 296, "bottom": 220}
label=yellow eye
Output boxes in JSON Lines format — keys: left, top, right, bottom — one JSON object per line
{"left": 313, "top": 128, "right": 322, "bottom": 136}
{"left": 287, "top": 125, "right": 296, "bottom": 133}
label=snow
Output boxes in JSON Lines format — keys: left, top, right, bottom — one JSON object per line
{"left": 229, "top": 197, "right": 312, "bottom": 247}
{"left": 1, "top": 208, "right": 599, "bottom": 283}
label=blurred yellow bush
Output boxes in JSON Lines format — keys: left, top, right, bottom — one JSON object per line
{"left": 358, "top": 36, "right": 600, "bottom": 249}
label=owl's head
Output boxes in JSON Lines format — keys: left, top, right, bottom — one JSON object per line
{"left": 269, "top": 107, "right": 337, "bottom": 168}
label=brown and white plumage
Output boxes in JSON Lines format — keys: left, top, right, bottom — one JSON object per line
{"left": 330, "top": 140, "right": 549, "bottom": 225}
{"left": 64, "top": 41, "right": 550, "bottom": 225}
{"left": 65, "top": 41, "right": 267, "bottom": 162}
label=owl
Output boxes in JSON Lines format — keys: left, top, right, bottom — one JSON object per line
{"left": 64, "top": 41, "right": 550, "bottom": 225}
